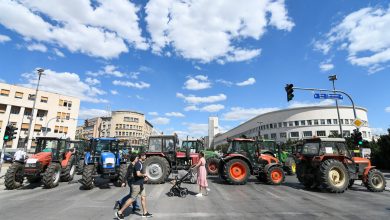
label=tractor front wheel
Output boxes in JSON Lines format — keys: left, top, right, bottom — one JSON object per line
{"left": 284, "top": 157, "right": 296, "bottom": 176}
{"left": 114, "top": 164, "right": 127, "bottom": 187}
{"left": 320, "top": 159, "right": 349, "bottom": 193}
{"left": 5, "top": 162, "right": 24, "bottom": 189}
{"left": 43, "top": 163, "right": 61, "bottom": 189}
{"left": 81, "top": 165, "right": 95, "bottom": 190}
{"left": 266, "top": 166, "right": 285, "bottom": 185}
{"left": 224, "top": 159, "right": 250, "bottom": 185}
{"left": 77, "top": 159, "right": 84, "bottom": 175}
{"left": 144, "top": 156, "right": 170, "bottom": 184}
{"left": 206, "top": 157, "right": 219, "bottom": 175}
{"left": 61, "top": 155, "right": 76, "bottom": 182}
{"left": 365, "top": 169, "right": 386, "bottom": 192}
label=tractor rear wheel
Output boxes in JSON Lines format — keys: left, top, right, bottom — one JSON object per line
{"left": 27, "top": 176, "right": 41, "bottom": 183}
{"left": 43, "top": 163, "right": 61, "bottom": 189}
{"left": 266, "top": 166, "right": 285, "bottom": 185}
{"left": 365, "top": 169, "right": 386, "bottom": 192}
{"left": 114, "top": 164, "right": 127, "bottom": 187}
{"left": 5, "top": 162, "right": 24, "bottom": 189}
{"left": 284, "top": 157, "right": 296, "bottom": 176}
{"left": 144, "top": 156, "right": 170, "bottom": 184}
{"left": 206, "top": 157, "right": 219, "bottom": 175}
{"left": 77, "top": 159, "right": 84, "bottom": 174}
{"left": 61, "top": 155, "right": 76, "bottom": 182}
{"left": 224, "top": 159, "right": 250, "bottom": 185}
{"left": 320, "top": 159, "right": 349, "bottom": 193}
{"left": 296, "top": 161, "right": 314, "bottom": 188}
{"left": 81, "top": 165, "right": 95, "bottom": 190}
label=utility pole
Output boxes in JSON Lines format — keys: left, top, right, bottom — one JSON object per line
{"left": 329, "top": 75, "right": 343, "bottom": 137}
{"left": 25, "top": 68, "right": 45, "bottom": 152}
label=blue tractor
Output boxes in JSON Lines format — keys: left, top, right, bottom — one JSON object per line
{"left": 81, "top": 138, "right": 127, "bottom": 190}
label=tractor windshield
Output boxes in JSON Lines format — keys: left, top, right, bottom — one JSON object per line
{"left": 94, "top": 140, "right": 117, "bottom": 153}
{"left": 301, "top": 142, "right": 320, "bottom": 155}
{"left": 227, "top": 141, "right": 255, "bottom": 154}
{"left": 148, "top": 138, "right": 162, "bottom": 152}
{"left": 40, "top": 139, "right": 58, "bottom": 153}
{"left": 258, "top": 140, "right": 276, "bottom": 152}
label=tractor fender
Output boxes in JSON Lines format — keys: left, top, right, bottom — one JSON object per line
{"left": 260, "top": 150, "right": 275, "bottom": 157}
{"left": 362, "top": 166, "right": 376, "bottom": 182}
{"left": 84, "top": 152, "right": 94, "bottom": 165}
{"left": 221, "top": 155, "right": 253, "bottom": 174}
{"left": 264, "top": 162, "right": 282, "bottom": 172}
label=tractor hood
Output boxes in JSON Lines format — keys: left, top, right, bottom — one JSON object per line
{"left": 101, "top": 152, "right": 116, "bottom": 169}
{"left": 30, "top": 152, "right": 52, "bottom": 166}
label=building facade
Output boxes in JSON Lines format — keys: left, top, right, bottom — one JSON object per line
{"left": 77, "top": 110, "right": 154, "bottom": 146}
{"left": 208, "top": 117, "right": 219, "bottom": 148}
{"left": 0, "top": 82, "right": 80, "bottom": 150}
{"left": 214, "top": 106, "right": 372, "bottom": 146}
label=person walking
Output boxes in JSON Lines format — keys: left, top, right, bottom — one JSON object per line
{"left": 192, "top": 151, "right": 209, "bottom": 197}
{"left": 115, "top": 154, "right": 152, "bottom": 219}
{"left": 114, "top": 154, "right": 140, "bottom": 213}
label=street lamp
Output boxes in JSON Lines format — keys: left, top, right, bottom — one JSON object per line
{"left": 328, "top": 74, "right": 343, "bottom": 137}
{"left": 257, "top": 122, "right": 263, "bottom": 140}
{"left": 25, "top": 68, "right": 45, "bottom": 151}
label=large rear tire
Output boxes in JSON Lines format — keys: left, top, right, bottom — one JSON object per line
{"left": 5, "top": 162, "right": 24, "bottom": 190}
{"left": 266, "top": 166, "right": 285, "bottom": 185}
{"left": 77, "top": 159, "right": 84, "bottom": 175}
{"left": 144, "top": 156, "right": 170, "bottom": 184}
{"left": 224, "top": 159, "right": 250, "bottom": 185}
{"left": 114, "top": 164, "right": 127, "bottom": 187}
{"left": 61, "top": 155, "right": 76, "bottom": 182}
{"left": 81, "top": 165, "right": 95, "bottom": 190}
{"left": 365, "top": 169, "right": 386, "bottom": 192}
{"left": 284, "top": 157, "right": 296, "bottom": 176}
{"left": 43, "top": 163, "right": 61, "bottom": 189}
{"left": 320, "top": 159, "right": 349, "bottom": 193}
{"left": 206, "top": 157, "right": 219, "bottom": 175}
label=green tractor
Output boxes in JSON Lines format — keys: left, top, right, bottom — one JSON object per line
{"left": 257, "top": 140, "right": 297, "bottom": 176}
{"left": 181, "top": 139, "right": 220, "bottom": 175}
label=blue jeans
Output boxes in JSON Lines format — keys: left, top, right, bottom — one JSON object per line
{"left": 120, "top": 184, "right": 139, "bottom": 209}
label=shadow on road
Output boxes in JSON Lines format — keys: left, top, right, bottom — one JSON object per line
{"left": 17, "top": 182, "right": 42, "bottom": 190}
{"left": 78, "top": 178, "right": 116, "bottom": 190}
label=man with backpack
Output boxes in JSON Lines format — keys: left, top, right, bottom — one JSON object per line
{"left": 114, "top": 154, "right": 140, "bottom": 216}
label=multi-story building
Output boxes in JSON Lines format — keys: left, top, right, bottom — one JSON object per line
{"left": 208, "top": 117, "right": 219, "bottom": 149}
{"left": 0, "top": 82, "right": 80, "bottom": 150}
{"left": 77, "top": 110, "right": 154, "bottom": 146}
{"left": 214, "top": 106, "right": 372, "bottom": 146}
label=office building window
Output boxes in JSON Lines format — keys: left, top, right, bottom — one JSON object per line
{"left": 28, "top": 94, "right": 36, "bottom": 101}
{"left": 330, "top": 130, "right": 339, "bottom": 136}
{"left": 263, "top": 134, "right": 269, "bottom": 139}
{"left": 343, "top": 130, "right": 351, "bottom": 137}
{"left": 307, "top": 120, "right": 312, "bottom": 125}
{"left": 333, "top": 119, "right": 338, "bottom": 124}
{"left": 290, "top": 132, "right": 299, "bottom": 138}
{"left": 283, "top": 122, "right": 288, "bottom": 127}
{"left": 271, "top": 133, "right": 277, "bottom": 139}
{"left": 340, "top": 119, "right": 344, "bottom": 124}
{"left": 344, "top": 119, "right": 350, "bottom": 125}
{"left": 280, "top": 132, "right": 287, "bottom": 138}
{"left": 270, "top": 124, "right": 273, "bottom": 129}
{"left": 295, "top": 121, "right": 299, "bottom": 126}
{"left": 314, "top": 120, "right": 319, "bottom": 125}
{"left": 320, "top": 119, "right": 326, "bottom": 125}
{"left": 15, "top": 92, "right": 23, "bottom": 99}
{"left": 327, "top": 119, "right": 332, "bottom": 125}
{"left": 317, "top": 130, "right": 326, "bottom": 137}
{"left": 0, "top": 89, "right": 10, "bottom": 96}
{"left": 278, "top": 122, "right": 282, "bottom": 128}
{"left": 273, "top": 123, "right": 277, "bottom": 129}
{"left": 289, "top": 121, "right": 293, "bottom": 127}
{"left": 303, "top": 131, "right": 312, "bottom": 137}
{"left": 11, "top": 106, "right": 21, "bottom": 114}
{"left": 41, "top": 96, "right": 48, "bottom": 103}
{"left": 301, "top": 120, "right": 306, "bottom": 126}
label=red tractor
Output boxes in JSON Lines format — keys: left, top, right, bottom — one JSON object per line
{"left": 296, "top": 138, "right": 386, "bottom": 193}
{"left": 5, "top": 137, "right": 76, "bottom": 189}
{"left": 143, "top": 135, "right": 200, "bottom": 184}
{"left": 218, "top": 138, "right": 285, "bottom": 185}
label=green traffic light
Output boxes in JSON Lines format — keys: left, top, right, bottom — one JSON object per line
{"left": 4, "top": 136, "right": 9, "bottom": 140}
{"left": 358, "top": 141, "right": 363, "bottom": 145}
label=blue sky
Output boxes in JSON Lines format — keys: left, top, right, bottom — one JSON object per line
{"left": 0, "top": 0, "right": 389, "bottom": 137}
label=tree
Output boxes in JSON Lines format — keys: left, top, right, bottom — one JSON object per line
{"left": 370, "top": 129, "right": 390, "bottom": 169}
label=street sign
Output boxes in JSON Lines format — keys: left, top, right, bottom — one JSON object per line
{"left": 314, "top": 93, "right": 343, "bottom": 100}
{"left": 352, "top": 118, "right": 363, "bottom": 128}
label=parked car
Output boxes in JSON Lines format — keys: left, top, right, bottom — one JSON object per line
{"left": 2, "top": 153, "right": 14, "bottom": 163}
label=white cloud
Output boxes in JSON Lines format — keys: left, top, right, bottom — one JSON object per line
{"left": 315, "top": 5, "right": 390, "bottom": 73}
{"left": 85, "top": 77, "right": 100, "bottom": 85}
{"left": 371, "top": 128, "right": 387, "bottom": 135}
{"left": 177, "top": 93, "right": 226, "bottom": 105}
{"left": 184, "top": 75, "right": 211, "bottom": 90}
{"left": 0, "top": 0, "right": 147, "bottom": 59}
{"left": 148, "top": 112, "right": 159, "bottom": 116}
{"left": 194, "top": 65, "right": 202, "bottom": 70}
{"left": 216, "top": 79, "right": 233, "bottom": 87}
{"left": 223, "top": 107, "right": 279, "bottom": 121}
{"left": 236, "top": 77, "right": 256, "bottom": 86}
{"left": 185, "top": 104, "right": 225, "bottom": 113}
{"left": 79, "top": 108, "right": 110, "bottom": 119}
{"left": 150, "top": 117, "right": 170, "bottom": 125}
{"left": 27, "top": 43, "right": 47, "bottom": 52}
{"left": 113, "top": 80, "right": 150, "bottom": 89}
{"left": 165, "top": 112, "right": 185, "bottom": 117}
{"left": 145, "top": 0, "right": 294, "bottom": 63}
{"left": 184, "top": 105, "right": 199, "bottom": 111}
{"left": 53, "top": 48, "right": 65, "bottom": 57}
{"left": 110, "top": 90, "right": 118, "bottom": 95}
{"left": 135, "top": 95, "right": 144, "bottom": 100}
{"left": 0, "top": 78, "right": 5, "bottom": 83}
{"left": 20, "top": 69, "right": 108, "bottom": 103}
{"left": 319, "top": 62, "right": 334, "bottom": 72}
{"left": 385, "top": 106, "right": 390, "bottom": 112}
{"left": 288, "top": 100, "right": 335, "bottom": 108}
{"left": 0, "top": 34, "right": 11, "bottom": 43}
{"left": 87, "top": 65, "right": 126, "bottom": 77}
{"left": 183, "top": 123, "right": 208, "bottom": 136}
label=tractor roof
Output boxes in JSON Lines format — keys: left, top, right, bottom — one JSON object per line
{"left": 90, "top": 137, "right": 119, "bottom": 141}
{"left": 230, "top": 138, "right": 255, "bottom": 142}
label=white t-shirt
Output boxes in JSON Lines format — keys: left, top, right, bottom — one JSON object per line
{"left": 14, "top": 150, "right": 26, "bottom": 161}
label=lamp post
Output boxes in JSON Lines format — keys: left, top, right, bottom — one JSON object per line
{"left": 257, "top": 122, "right": 263, "bottom": 140}
{"left": 328, "top": 75, "right": 343, "bottom": 137}
{"left": 25, "top": 68, "right": 45, "bottom": 151}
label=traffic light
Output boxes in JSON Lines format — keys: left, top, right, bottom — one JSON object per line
{"left": 356, "top": 131, "right": 363, "bottom": 145}
{"left": 3, "top": 125, "right": 17, "bottom": 141}
{"left": 285, "top": 84, "right": 294, "bottom": 102}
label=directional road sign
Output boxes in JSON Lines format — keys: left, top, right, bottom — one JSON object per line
{"left": 314, "top": 93, "right": 343, "bottom": 100}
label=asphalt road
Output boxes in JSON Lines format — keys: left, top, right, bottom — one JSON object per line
{"left": 0, "top": 172, "right": 389, "bottom": 220}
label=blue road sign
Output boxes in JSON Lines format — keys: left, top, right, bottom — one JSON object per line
{"left": 314, "top": 93, "right": 343, "bottom": 100}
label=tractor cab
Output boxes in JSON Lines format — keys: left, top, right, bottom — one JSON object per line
{"left": 225, "top": 138, "right": 258, "bottom": 163}
{"left": 181, "top": 139, "right": 204, "bottom": 153}
{"left": 31, "top": 137, "right": 68, "bottom": 166}
{"left": 296, "top": 137, "right": 386, "bottom": 193}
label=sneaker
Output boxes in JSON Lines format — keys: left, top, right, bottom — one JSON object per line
{"left": 195, "top": 193, "right": 203, "bottom": 197}
{"left": 206, "top": 188, "right": 210, "bottom": 192}
{"left": 114, "top": 201, "right": 122, "bottom": 210}
{"left": 142, "top": 212, "right": 153, "bottom": 218}
{"left": 115, "top": 211, "right": 124, "bottom": 220}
